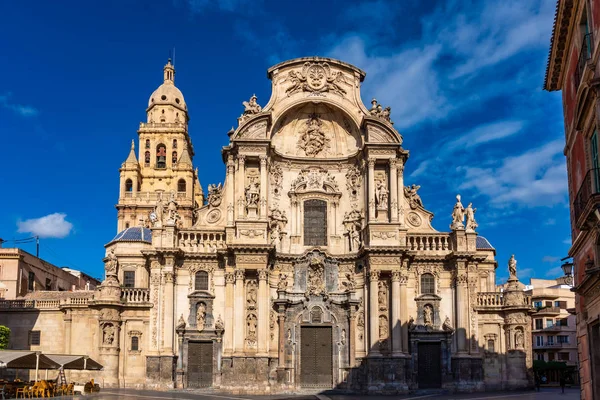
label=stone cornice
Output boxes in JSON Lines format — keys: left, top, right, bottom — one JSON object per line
{"left": 544, "top": 0, "right": 576, "bottom": 91}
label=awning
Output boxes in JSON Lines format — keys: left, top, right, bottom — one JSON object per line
{"left": 0, "top": 351, "right": 60, "bottom": 369}
{"left": 44, "top": 354, "right": 103, "bottom": 370}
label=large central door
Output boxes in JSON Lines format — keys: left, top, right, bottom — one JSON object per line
{"left": 301, "top": 326, "right": 333, "bottom": 388}
{"left": 187, "top": 342, "right": 213, "bottom": 388}
{"left": 418, "top": 342, "right": 442, "bottom": 388}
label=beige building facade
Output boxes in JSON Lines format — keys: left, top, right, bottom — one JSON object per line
{"left": 0, "top": 57, "right": 534, "bottom": 393}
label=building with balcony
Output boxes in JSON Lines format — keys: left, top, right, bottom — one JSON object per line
{"left": 0, "top": 57, "right": 535, "bottom": 393}
{"left": 0, "top": 248, "right": 99, "bottom": 299}
{"left": 526, "top": 278, "right": 578, "bottom": 383}
{"left": 545, "top": 1, "right": 600, "bottom": 398}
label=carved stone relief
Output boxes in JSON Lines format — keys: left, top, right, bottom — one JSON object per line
{"left": 298, "top": 113, "right": 329, "bottom": 157}
{"left": 270, "top": 163, "right": 283, "bottom": 198}
{"left": 345, "top": 164, "right": 362, "bottom": 200}
{"left": 343, "top": 208, "right": 363, "bottom": 252}
{"left": 285, "top": 62, "right": 348, "bottom": 96}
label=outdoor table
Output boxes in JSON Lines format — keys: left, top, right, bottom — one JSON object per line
{"left": 74, "top": 384, "right": 85, "bottom": 395}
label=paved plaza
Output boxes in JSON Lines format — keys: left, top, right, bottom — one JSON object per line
{"left": 70, "top": 387, "right": 579, "bottom": 400}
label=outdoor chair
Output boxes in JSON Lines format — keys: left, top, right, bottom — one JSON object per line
{"left": 30, "top": 382, "right": 44, "bottom": 398}
{"left": 64, "top": 383, "right": 74, "bottom": 396}
{"left": 0, "top": 384, "right": 6, "bottom": 400}
{"left": 15, "top": 385, "right": 29, "bottom": 398}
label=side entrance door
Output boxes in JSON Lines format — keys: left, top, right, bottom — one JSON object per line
{"left": 187, "top": 341, "right": 213, "bottom": 388}
{"left": 418, "top": 342, "right": 442, "bottom": 388}
{"left": 300, "top": 326, "right": 333, "bottom": 388}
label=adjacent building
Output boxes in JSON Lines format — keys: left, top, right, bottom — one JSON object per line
{"left": 544, "top": 0, "right": 600, "bottom": 398}
{"left": 526, "top": 278, "right": 578, "bottom": 383}
{"left": 0, "top": 57, "right": 534, "bottom": 393}
{"left": 0, "top": 248, "right": 99, "bottom": 299}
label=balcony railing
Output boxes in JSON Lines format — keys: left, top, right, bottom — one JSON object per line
{"left": 178, "top": 230, "right": 226, "bottom": 253}
{"left": 575, "top": 32, "right": 594, "bottom": 89}
{"left": 406, "top": 233, "right": 452, "bottom": 252}
{"left": 573, "top": 168, "right": 600, "bottom": 224}
{"left": 0, "top": 296, "right": 91, "bottom": 309}
{"left": 121, "top": 288, "right": 150, "bottom": 303}
{"left": 533, "top": 306, "right": 561, "bottom": 315}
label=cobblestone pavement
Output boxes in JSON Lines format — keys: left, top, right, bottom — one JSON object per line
{"left": 73, "top": 387, "right": 579, "bottom": 400}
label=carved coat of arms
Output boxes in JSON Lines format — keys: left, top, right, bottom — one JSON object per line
{"left": 298, "top": 113, "right": 329, "bottom": 156}
{"left": 286, "top": 62, "right": 348, "bottom": 96}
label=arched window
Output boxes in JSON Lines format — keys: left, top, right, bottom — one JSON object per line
{"left": 172, "top": 151, "right": 178, "bottom": 164}
{"left": 125, "top": 179, "right": 133, "bottom": 192}
{"left": 487, "top": 339, "right": 495, "bottom": 353}
{"left": 145, "top": 139, "right": 150, "bottom": 149}
{"left": 178, "top": 179, "right": 186, "bottom": 193}
{"left": 131, "top": 336, "right": 139, "bottom": 351}
{"left": 195, "top": 271, "right": 209, "bottom": 291}
{"left": 173, "top": 139, "right": 177, "bottom": 149}
{"left": 421, "top": 273, "right": 435, "bottom": 294}
{"left": 156, "top": 144, "right": 166, "bottom": 168}
{"left": 304, "top": 199, "right": 327, "bottom": 246}
{"left": 144, "top": 151, "right": 150, "bottom": 165}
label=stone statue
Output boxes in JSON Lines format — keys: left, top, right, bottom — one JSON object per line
{"left": 215, "top": 315, "right": 224, "bottom": 331}
{"left": 103, "top": 324, "right": 115, "bottom": 345}
{"left": 246, "top": 281, "right": 257, "bottom": 308}
{"left": 423, "top": 305, "right": 433, "bottom": 327}
{"left": 207, "top": 183, "right": 223, "bottom": 207}
{"left": 341, "top": 329, "right": 346, "bottom": 345}
{"left": 343, "top": 208, "right": 363, "bottom": 252}
{"left": 306, "top": 257, "right": 326, "bottom": 296}
{"left": 378, "top": 281, "right": 387, "bottom": 311}
{"left": 176, "top": 314, "right": 186, "bottom": 330}
{"left": 105, "top": 249, "right": 118, "bottom": 276}
{"left": 378, "top": 316, "right": 388, "bottom": 338}
{"left": 369, "top": 98, "right": 394, "bottom": 124}
{"left": 375, "top": 179, "right": 389, "bottom": 208}
{"left": 465, "top": 202, "right": 478, "bottom": 232}
{"left": 242, "top": 94, "right": 261, "bottom": 115}
{"left": 408, "top": 316, "right": 415, "bottom": 331}
{"left": 451, "top": 194, "right": 465, "bottom": 229}
{"left": 508, "top": 255, "right": 517, "bottom": 280}
{"left": 277, "top": 273, "right": 288, "bottom": 290}
{"left": 197, "top": 302, "right": 206, "bottom": 330}
{"left": 442, "top": 316, "right": 454, "bottom": 332}
{"left": 245, "top": 181, "right": 260, "bottom": 207}
{"left": 166, "top": 192, "right": 179, "bottom": 225}
{"left": 269, "top": 207, "right": 288, "bottom": 245}
{"left": 247, "top": 314, "right": 257, "bottom": 340}
{"left": 515, "top": 329, "right": 524, "bottom": 349}
{"left": 150, "top": 196, "right": 164, "bottom": 227}
{"left": 404, "top": 184, "right": 423, "bottom": 209}
{"left": 299, "top": 113, "right": 328, "bottom": 157}
{"left": 341, "top": 272, "right": 356, "bottom": 292}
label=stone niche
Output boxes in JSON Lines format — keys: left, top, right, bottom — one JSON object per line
{"left": 292, "top": 250, "right": 339, "bottom": 295}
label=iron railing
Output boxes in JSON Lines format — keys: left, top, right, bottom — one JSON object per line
{"left": 573, "top": 168, "right": 600, "bottom": 223}
{"left": 575, "top": 33, "right": 594, "bottom": 89}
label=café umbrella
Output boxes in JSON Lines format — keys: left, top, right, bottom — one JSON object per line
{"left": 0, "top": 350, "right": 60, "bottom": 381}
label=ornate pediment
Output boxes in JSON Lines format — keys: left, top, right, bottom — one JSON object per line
{"left": 289, "top": 167, "right": 340, "bottom": 194}
{"left": 363, "top": 118, "right": 402, "bottom": 145}
{"left": 233, "top": 114, "right": 271, "bottom": 140}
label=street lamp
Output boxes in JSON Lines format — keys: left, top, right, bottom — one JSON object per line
{"left": 561, "top": 261, "right": 574, "bottom": 286}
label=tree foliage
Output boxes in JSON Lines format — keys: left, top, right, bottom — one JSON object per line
{"left": 0, "top": 325, "right": 10, "bottom": 349}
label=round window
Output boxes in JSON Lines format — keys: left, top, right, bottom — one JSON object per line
{"left": 161, "top": 95, "right": 167, "bottom": 100}
{"left": 175, "top": 98, "right": 180, "bottom": 104}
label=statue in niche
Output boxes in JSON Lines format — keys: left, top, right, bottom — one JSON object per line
{"left": 515, "top": 329, "right": 524, "bottom": 349}
{"left": 306, "top": 257, "right": 326, "bottom": 296}
{"left": 375, "top": 178, "right": 389, "bottom": 209}
{"left": 298, "top": 113, "right": 329, "bottom": 156}
{"left": 378, "top": 315, "right": 388, "bottom": 339}
{"left": 215, "top": 315, "right": 224, "bottom": 331}
{"left": 277, "top": 273, "right": 288, "bottom": 290}
{"left": 378, "top": 281, "right": 388, "bottom": 311}
{"left": 103, "top": 324, "right": 115, "bottom": 345}
{"left": 246, "top": 281, "right": 257, "bottom": 309}
{"left": 247, "top": 314, "right": 257, "bottom": 341}
{"left": 345, "top": 165, "right": 362, "bottom": 198}
{"left": 270, "top": 164, "right": 283, "bottom": 196}
{"left": 176, "top": 314, "right": 186, "bottom": 330}
{"left": 404, "top": 184, "right": 423, "bottom": 209}
{"left": 508, "top": 255, "right": 517, "bottom": 280}
{"left": 465, "top": 202, "right": 478, "bottom": 231}
{"left": 423, "top": 304, "right": 433, "bottom": 327}
{"left": 451, "top": 194, "right": 465, "bottom": 229}
{"left": 207, "top": 183, "right": 223, "bottom": 207}
{"left": 268, "top": 207, "right": 288, "bottom": 245}
{"left": 341, "top": 329, "right": 346, "bottom": 345}
{"left": 245, "top": 181, "right": 260, "bottom": 207}
{"left": 343, "top": 208, "right": 363, "bottom": 252}
{"left": 197, "top": 302, "right": 206, "bottom": 330}
{"left": 105, "top": 249, "right": 118, "bottom": 276}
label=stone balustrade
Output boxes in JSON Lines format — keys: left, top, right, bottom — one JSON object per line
{"left": 121, "top": 288, "right": 150, "bottom": 303}
{"left": 0, "top": 295, "right": 91, "bottom": 310}
{"left": 476, "top": 292, "right": 504, "bottom": 307}
{"left": 139, "top": 122, "right": 187, "bottom": 130}
{"left": 178, "top": 230, "right": 226, "bottom": 253}
{"left": 407, "top": 234, "right": 452, "bottom": 252}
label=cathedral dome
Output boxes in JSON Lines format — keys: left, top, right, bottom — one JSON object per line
{"left": 108, "top": 227, "right": 152, "bottom": 245}
{"left": 147, "top": 59, "right": 187, "bottom": 111}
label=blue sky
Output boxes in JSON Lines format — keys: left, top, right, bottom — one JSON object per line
{"left": 0, "top": 0, "right": 568, "bottom": 283}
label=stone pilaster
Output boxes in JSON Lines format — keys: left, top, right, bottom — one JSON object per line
{"left": 260, "top": 156, "right": 267, "bottom": 218}
{"left": 277, "top": 306, "right": 286, "bottom": 367}
{"left": 237, "top": 155, "right": 245, "bottom": 218}
{"left": 224, "top": 272, "right": 235, "bottom": 355}
{"left": 227, "top": 155, "right": 235, "bottom": 225}
{"left": 455, "top": 266, "right": 469, "bottom": 353}
{"left": 391, "top": 270, "right": 402, "bottom": 355}
{"left": 397, "top": 163, "right": 404, "bottom": 225}
{"left": 348, "top": 306, "right": 357, "bottom": 367}
{"left": 368, "top": 158, "right": 376, "bottom": 221}
{"left": 368, "top": 269, "right": 380, "bottom": 355}
{"left": 234, "top": 269, "right": 245, "bottom": 353}
{"left": 257, "top": 269, "right": 269, "bottom": 355}
{"left": 390, "top": 159, "right": 398, "bottom": 222}
{"left": 162, "top": 269, "right": 175, "bottom": 353}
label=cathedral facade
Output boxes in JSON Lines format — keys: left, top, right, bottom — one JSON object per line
{"left": 1, "top": 57, "right": 534, "bottom": 393}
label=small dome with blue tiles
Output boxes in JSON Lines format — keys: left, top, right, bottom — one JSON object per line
{"left": 476, "top": 236, "right": 494, "bottom": 250}
{"left": 109, "top": 227, "right": 152, "bottom": 244}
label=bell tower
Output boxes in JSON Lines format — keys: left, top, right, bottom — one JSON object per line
{"left": 115, "top": 59, "right": 203, "bottom": 232}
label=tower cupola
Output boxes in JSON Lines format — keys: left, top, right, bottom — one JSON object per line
{"left": 147, "top": 58, "right": 188, "bottom": 123}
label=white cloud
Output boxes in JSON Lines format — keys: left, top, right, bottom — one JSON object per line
{"left": 542, "top": 256, "right": 559, "bottom": 263}
{"left": 545, "top": 266, "right": 564, "bottom": 278}
{"left": 17, "top": 213, "right": 73, "bottom": 238}
{"left": 563, "top": 237, "right": 572, "bottom": 245}
{"left": 0, "top": 92, "right": 38, "bottom": 117}
{"left": 446, "top": 120, "right": 524, "bottom": 151}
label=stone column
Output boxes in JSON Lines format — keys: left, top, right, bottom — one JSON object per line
{"left": 277, "top": 307, "right": 286, "bottom": 367}
{"left": 227, "top": 155, "right": 235, "bottom": 225}
{"left": 237, "top": 155, "right": 246, "bottom": 218}
{"left": 397, "top": 163, "right": 404, "bottom": 224}
{"left": 224, "top": 272, "right": 235, "bottom": 355}
{"left": 260, "top": 156, "right": 268, "bottom": 219}
{"left": 455, "top": 269, "right": 469, "bottom": 353}
{"left": 391, "top": 271, "right": 402, "bottom": 355}
{"left": 400, "top": 260, "right": 409, "bottom": 352}
{"left": 234, "top": 269, "right": 245, "bottom": 353}
{"left": 348, "top": 307, "right": 356, "bottom": 367}
{"left": 163, "top": 270, "right": 175, "bottom": 353}
{"left": 257, "top": 269, "right": 269, "bottom": 355}
{"left": 368, "top": 159, "right": 376, "bottom": 221}
{"left": 368, "top": 269, "right": 380, "bottom": 355}
{"left": 389, "top": 159, "right": 398, "bottom": 223}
